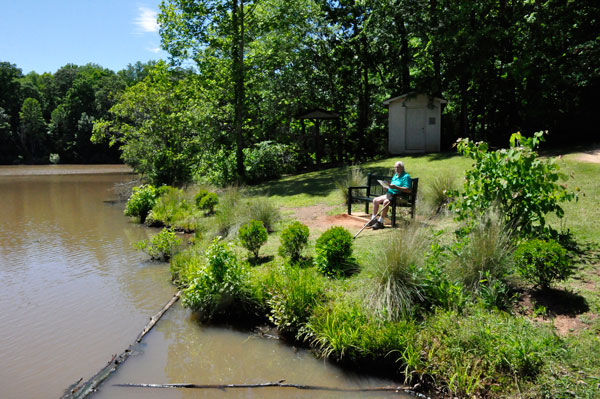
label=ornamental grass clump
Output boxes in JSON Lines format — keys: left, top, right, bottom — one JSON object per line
{"left": 145, "top": 186, "right": 198, "bottom": 230}
{"left": 182, "top": 238, "right": 253, "bottom": 321}
{"left": 335, "top": 166, "right": 366, "bottom": 204}
{"left": 514, "top": 238, "right": 572, "bottom": 289}
{"left": 278, "top": 221, "right": 310, "bottom": 263}
{"left": 243, "top": 199, "right": 281, "bottom": 233}
{"left": 314, "top": 226, "right": 358, "bottom": 277}
{"left": 238, "top": 220, "right": 268, "bottom": 259}
{"left": 426, "top": 172, "right": 456, "bottom": 215}
{"left": 364, "top": 226, "right": 429, "bottom": 321}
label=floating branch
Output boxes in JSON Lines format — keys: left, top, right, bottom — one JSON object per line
{"left": 114, "top": 380, "right": 429, "bottom": 397}
{"left": 61, "top": 291, "right": 181, "bottom": 399}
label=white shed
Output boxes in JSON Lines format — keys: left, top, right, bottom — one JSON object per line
{"left": 383, "top": 93, "right": 447, "bottom": 154}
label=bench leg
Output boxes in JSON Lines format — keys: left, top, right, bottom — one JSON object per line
{"left": 347, "top": 189, "right": 352, "bottom": 215}
{"left": 365, "top": 201, "right": 369, "bottom": 215}
{"left": 391, "top": 203, "right": 396, "bottom": 227}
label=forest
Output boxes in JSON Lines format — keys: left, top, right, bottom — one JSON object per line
{"left": 1, "top": 0, "right": 598, "bottom": 185}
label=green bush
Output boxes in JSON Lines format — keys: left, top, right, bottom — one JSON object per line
{"left": 182, "top": 239, "right": 252, "bottom": 320}
{"left": 514, "top": 239, "right": 573, "bottom": 289}
{"left": 314, "top": 227, "right": 357, "bottom": 277}
{"left": 144, "top": 186, "right": 199, "bottom": 231}
{"left": 244, "top": 141, "right": 297, "bottom": 182}
{"left": 278, "top": 221, "right": 310, "bottom": 262}
{"left": 450, "top": 131, "right": 577, "bottom": 237}
{"left": 264, "top": 264, "right": 325, "bottom": 337}
{"left": 135, "top": 227, "right": 182, "bottom": 261}
{"left": 195, "top": 190, "right": 219, "bottom": 214}
{"left": 238, "top": 220, "right": 268, "bottom": 259}
{"left": 124, "top": 184, "right": 159, "bottom": 223}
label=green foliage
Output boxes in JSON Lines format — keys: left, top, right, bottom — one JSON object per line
{"left": 245, "top": 199, "right": 281, "bottom": 233}
{"left": 278, "top": 221, "right": 310, "bottom": 262}
{"left": 244, "top": 141, "right": 298, "bottom": 183}
{"left": 364, "top": 227, "right": 428, "bottom": 320}
{"left": 305, "top": 300, "right": 418, "bottom": 375}
{"left": 135, "top": 227, "right": 182, "bottom": 261}
{"left": 450, "top": 131, "right": 577, "bottom": 237}
{"left": 420, "top": 305, "right": 562, "bottom": 397}
{"left": 335, "top": 166, "right": 366, "bottom": 204}
{"left": 426, "top": 173, "right": 456, "bottom": 215}
{"left": 194, "top": 190, "right": 218, "bottom": 214}
{"left": 181, "top": 239, "right": 252, "bottom": 320}
{"left": 145, "top": 186, "right": 199, "bottom": 231}
{"left": 448, "top": 213, "right": 515, "bottom": 291}
{"left": 49, "top": 153, "right": 60, "bottom": 164}
{"left": 314, "top": 227, "right": 357, "bottom": 277}
{"left": 238, "top": 220, "right": 268, "bottom": 259}
{"left": 264, "top": 264, "right": 325, "bottom": 336}
{"left": 514, "top": 239, "right": 573, "bottom": 289}
{"left": 19, "top": 97, "right": 47, "bottom": 161}
{"left": 124, "top": 184, "right": 159, "bottom": 223}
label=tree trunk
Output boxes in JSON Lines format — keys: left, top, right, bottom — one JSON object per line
{"left": 233, "top": 0, "right": 246, "bottom": 180}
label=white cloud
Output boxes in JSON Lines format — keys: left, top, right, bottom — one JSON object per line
{"left": 147, "top": 46, "right": 162, "bottom": 53}
{"left": 134, "top": 6, "right": 159, "bottom": 33}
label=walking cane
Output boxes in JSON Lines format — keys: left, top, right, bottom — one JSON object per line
{"left": 353, "top": 201, "right": 390, "bottom": 239}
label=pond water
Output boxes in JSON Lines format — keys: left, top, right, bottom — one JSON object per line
{"left": 0, "top": 166, "right": 407, "bottom": 399}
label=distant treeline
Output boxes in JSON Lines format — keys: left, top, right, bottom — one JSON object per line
{"left": 0, "top": 61, "right": 160, "bottom": 164}
{"left": 2, "top": 0, "right": 599, "bottom": 175}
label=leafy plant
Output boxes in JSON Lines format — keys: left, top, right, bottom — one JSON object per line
{"left": 244, "top": 141, "right": 298, "bottom": 183}
{"left": 265, "top": 264, "right": 325, "bottom": 337}
{"left": 182, "top": 238, "right": 252, "bottom": 321}
{"left": 124, "top": 184, "right": 160, "bottom": 223}
{"left": 314, "top": 227, "right": 357, "bottom": 277}
{"left": 278, "top": 221, "right": 310, "bottom": 263}
{"left": 195, "top": 191, "right": 219, "bottom": 214}
{"left": 238, "top": 220, "right": 268, "bottom": 259}
{"left": 514, "top": 238, "right": 573, "bottom": 289}
{"left": 135, "top": 227, "right": 182, "bottom": 261}
{"left": 450, "top": 131, "right": 577, "bottom": 237}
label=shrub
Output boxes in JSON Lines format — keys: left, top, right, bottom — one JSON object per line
{"left": 145, "top": 186, "right": 199, "bottom": 231}
{"left": 124, "top": 184, "right": 159, "bottom": 223}
{"left": 196, "top": 192, "right": 219, "bottom": 214}
{"left": 182, "top": 238, "right": 252, "bottom": 321}
{"left": 244, "top": 141, "right": 297, "bottom": 182}
{"left": 514, "top": 238, "right": 573, "bottom": 289}
{"left": 278, "top": 221, "right": 310, "bottom": 262}
{"left": 135, "top": 227, "right": 182, "bottom": 261}
{"left": 314, "top": 227, "right": 357, "bottom": 277}
{"left": 49, "top": 153, "right": 60, "bottom": 164}
{"left": 335, "top": 166, "right": 366, "bottom": 204}
{"left": 364, "top": 226, "right": 428, "bottom": 320}
{"left": 264, "top": 264, "right": 325, "bottom": 337}
{"left": 238, "top": 220, "right": 268, "bottom": 259}
{"left": 244, "top": 199, "right": 281, "bottom": 232}
{"left": 450, "top": 131, "right": 577, "bottom": 237}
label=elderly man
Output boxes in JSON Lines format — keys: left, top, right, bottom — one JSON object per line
{"left": 368, "top": 161, "right": 412, "bottom": 230}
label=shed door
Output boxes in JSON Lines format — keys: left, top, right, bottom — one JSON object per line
{"left": 406, "top": 108, "right": 425, "bottom": 151}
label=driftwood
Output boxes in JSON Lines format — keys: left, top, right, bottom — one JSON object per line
{"left": 61, "top": 291, "right": 181, "bottom": 399}
{"left": 114, "top": 380, "right": 429, "bottom": 397}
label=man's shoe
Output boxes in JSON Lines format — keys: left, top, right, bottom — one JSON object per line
{"left": 372, "top": 221, "right": 384, "bottom": 230}
{"left": 366, "top": 218, "right": 377, "bottom": 227}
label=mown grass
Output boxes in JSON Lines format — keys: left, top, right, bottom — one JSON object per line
{"left": 142, "top": 150, "right": 600, "bottom": 398}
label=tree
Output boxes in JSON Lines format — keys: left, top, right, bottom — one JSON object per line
{"left": 19, "top": 98, "right": 47, "bottom": 161}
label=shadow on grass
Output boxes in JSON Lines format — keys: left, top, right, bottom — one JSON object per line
{"left": 531, "top": 288, "right": 589, "bottom": 316}
{"left": 248, "top": 255, "right": 275, "bottom": 266}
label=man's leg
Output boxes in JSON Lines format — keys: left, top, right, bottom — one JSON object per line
{"left": 369, "top": 195, "right": 386, "bottom": 226}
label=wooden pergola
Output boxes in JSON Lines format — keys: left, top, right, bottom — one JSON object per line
{"left": 296, "top": 108, "right": 342, "bottom": 165}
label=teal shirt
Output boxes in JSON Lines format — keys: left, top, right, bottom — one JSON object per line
{"left": 388, "top": 171, "right": 411, "bottom": 195}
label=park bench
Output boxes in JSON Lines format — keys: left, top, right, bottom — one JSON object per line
{"left": 347, "top": 173, "right": 418, "bottom": 227}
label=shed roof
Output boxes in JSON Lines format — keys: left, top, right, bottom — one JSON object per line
{"left": 383, "top": 93, "right": 447, "bottom": 105}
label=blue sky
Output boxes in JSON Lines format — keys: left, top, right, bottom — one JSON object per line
{"left": 0, "top": 0, "right": 170, "bottom": 74}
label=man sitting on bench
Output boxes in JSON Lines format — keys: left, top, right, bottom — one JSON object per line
{"left": 368, "top": 161, "right": 412, "bottom": 230}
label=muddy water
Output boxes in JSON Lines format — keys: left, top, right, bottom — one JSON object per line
{"left": 0, "top": 166, "right": 407, "bottom": 399}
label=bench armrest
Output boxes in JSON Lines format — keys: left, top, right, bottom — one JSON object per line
{"left": 348, "top": 185, "right": 368, "bottom": 190}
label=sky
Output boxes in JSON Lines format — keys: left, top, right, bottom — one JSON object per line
{"left": 0, "top": 0, "right": 170, "bottom": 74}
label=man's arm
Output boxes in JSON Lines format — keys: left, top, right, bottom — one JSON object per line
{"left": 389, "top": 184, "right": 411, "bottom": 193}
